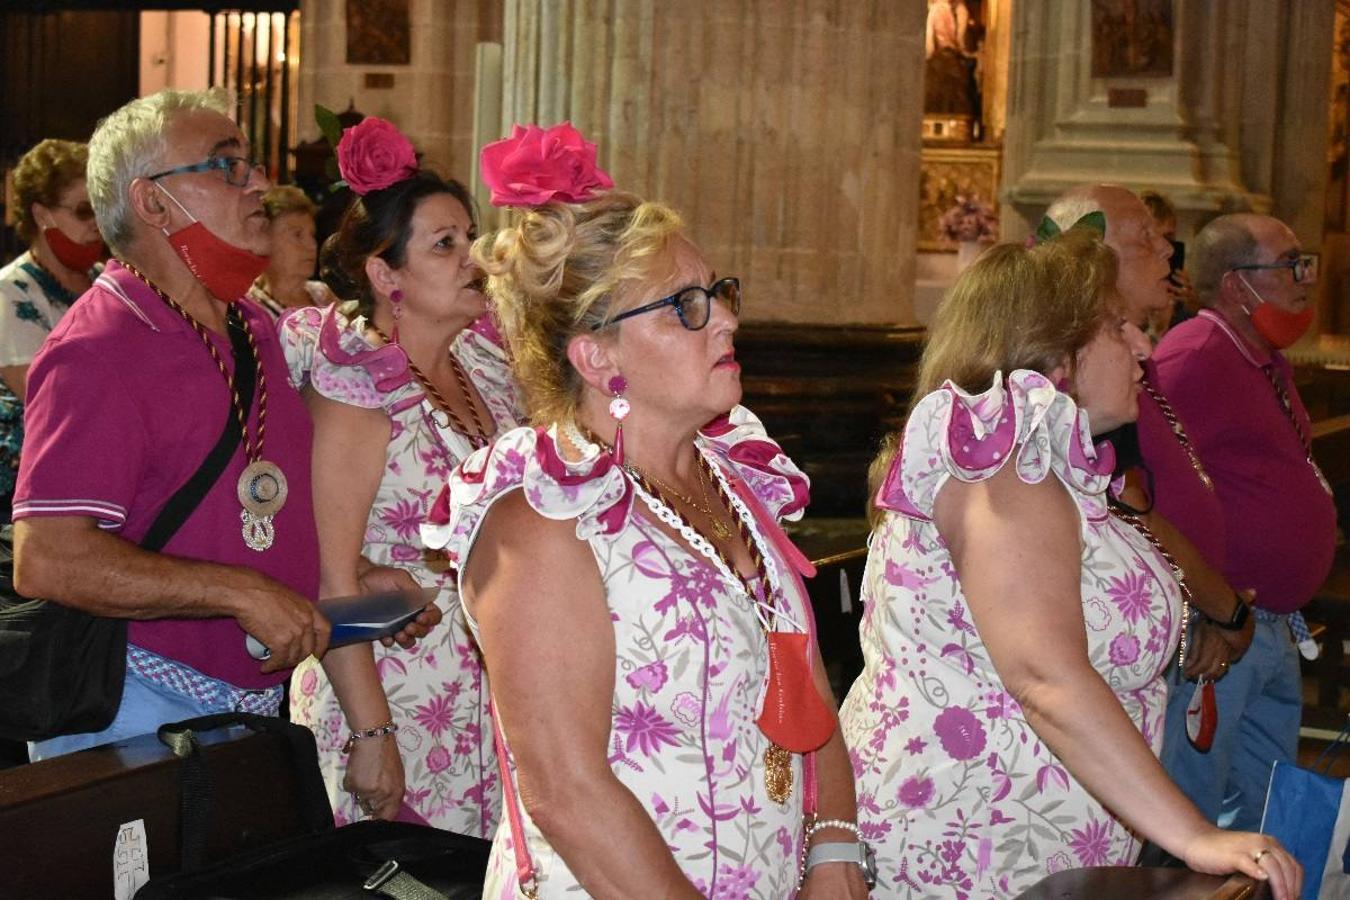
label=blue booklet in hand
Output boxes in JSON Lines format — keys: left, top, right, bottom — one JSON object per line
{"left": 246, "top": 587, "right": 437, "bottom": 660}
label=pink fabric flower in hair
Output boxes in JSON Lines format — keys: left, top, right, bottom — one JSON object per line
{"left": 479, "top": 122, "right": 614, "bottom": 207}
{"left": 336, "top": 117, "right": 418, "bottom": 195}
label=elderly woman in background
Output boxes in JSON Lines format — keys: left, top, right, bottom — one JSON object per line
{"left": 837, "top": 230, "right": 1300, "bottom": 898}
{"left": 424, "top": 124, "right": 870, "bottom": 899}
{"left": 249, "top": 184, "right": 334, "bottom": 318}
{"left": 0, "top": 138, "right": 104, "bottom": 515}
{"left": 281, "top": 118, "right": 520, "bottom": 833}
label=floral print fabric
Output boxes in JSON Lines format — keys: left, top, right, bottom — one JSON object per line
{"left": 838, "top": 370, "right": 1182, "bottom": 898}
{"left": 280, "top": 302, "right": 522, "bottom": 836}
{"left": 431, "top": 407, "right": 814, "bottom": 899}
{"left": 0, "top": 252, "right": 80, "bottom": 500}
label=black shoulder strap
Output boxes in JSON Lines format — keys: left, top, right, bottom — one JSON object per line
{"left": 140, "top": 306, "right": 257, "bottom": 553}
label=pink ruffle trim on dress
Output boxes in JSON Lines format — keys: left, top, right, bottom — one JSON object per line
{"left": 278, "top": 303, "right": 421, "bottom": 415}
{"left": 876, "top": 369, "right": 1115, "bottom": 522}
{"left": 423, "top": 404, "right": 811, "bottom": 569}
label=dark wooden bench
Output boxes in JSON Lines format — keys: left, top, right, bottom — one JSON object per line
{"left": 1019, "top": 868, "right": 1266, "bottom": 899}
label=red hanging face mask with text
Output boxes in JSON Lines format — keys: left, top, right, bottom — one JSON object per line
{"left": 159, "top": 186, "right": 268, "bottom": 302}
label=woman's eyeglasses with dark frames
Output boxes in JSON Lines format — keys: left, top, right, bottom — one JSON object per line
{"left": 146, "top": 156, "right": 263, "bottom": 188}
{"left": 597, "top": 277, "right": 741, "bottom": 331}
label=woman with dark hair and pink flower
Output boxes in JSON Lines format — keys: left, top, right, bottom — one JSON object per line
{"left": 837, "top": 231, "right": 1299, "bottom": 898}
{"left": 421, "top": 124, "right": 871, "bottom": 898}
{"left": 280, "top": 117, "right": 522, "bottom": 834}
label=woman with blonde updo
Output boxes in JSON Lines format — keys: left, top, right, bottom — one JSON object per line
{"left": 838, "top": 231, "right": 1300, "bottom": 898}
{"left": 423, "top": 124, "right": 870, "bottom": 899}
{"left": 0, "top": 138, "right": 105, "bottom": 514}
{"left": 281, "top": 118, "right": 521, "bottom": 834}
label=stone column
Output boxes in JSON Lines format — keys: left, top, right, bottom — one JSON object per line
{"left": 298, "top": 0, "right": 500, "bottom": 178}
{"left": 487, "top": 0, "right": 927, "bottom": 326}
{"left": 1001, "top": 0, "right": 1334, "bottom": 246}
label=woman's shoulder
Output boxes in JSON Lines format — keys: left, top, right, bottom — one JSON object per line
{"left": 277, "top": 301, "right": 418, "bottom": 412}
{"left": 875, "top": 369, "right": 1114, "bottom": 521}
{"left": 697, "top": 404, "right": 809, "bottom": 522}
{"left": 423, "top": 423, "right": 634, "bottom": 568}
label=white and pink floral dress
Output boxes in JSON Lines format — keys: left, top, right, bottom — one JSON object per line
{"left": 428, "top": 407, "right": 815, "bottom": 899}
{"left": 280, "top": 303, "right": 522, "bottom": 837}
{"left": 838, "top": 370, "right": 1182, "bottom": 898}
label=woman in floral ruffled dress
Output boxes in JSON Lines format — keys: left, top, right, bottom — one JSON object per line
{"left": 282, "top": 118, "right": 521, "bottom": 836}
{"left": 422, "top": 125, "right": 871, "bottom": 898}
{"left": 838, "top": 231, "right": 1301, "bottom": 898}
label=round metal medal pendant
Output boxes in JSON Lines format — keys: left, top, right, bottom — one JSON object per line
{"left": 238, "top": 460, "right": 288, "bottom": 518}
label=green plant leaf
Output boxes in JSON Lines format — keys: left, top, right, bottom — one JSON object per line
{"left": 315, "top": 104, "right": 343, "bottom": 149}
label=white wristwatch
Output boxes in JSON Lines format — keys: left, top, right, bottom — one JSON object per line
{"left": 805, "top": 841, "right": 878, "bottom": 888}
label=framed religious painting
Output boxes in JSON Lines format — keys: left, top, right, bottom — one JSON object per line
{"left": 1090, "top": 0, "right": 1174, "bottom": 79}
{"left": 346, "top": 0, "right": 410, "bottom": 65}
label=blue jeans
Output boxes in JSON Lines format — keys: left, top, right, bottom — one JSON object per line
{"left": 28, "top": 648, "right": 278, "bottom": 761}
{"left": 1159, "top": 616, "right": 1302, "bottom": 832}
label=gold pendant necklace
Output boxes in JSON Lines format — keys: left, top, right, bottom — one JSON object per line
{"left": 126, "top": 264, "right": 284, "bottom": 551}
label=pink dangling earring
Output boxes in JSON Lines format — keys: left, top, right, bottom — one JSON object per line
{"left": 390, "top": 289, "right": 404, "bottom": 344}
{"left": 607, "top": 375, "right": 630, "bottom": 465}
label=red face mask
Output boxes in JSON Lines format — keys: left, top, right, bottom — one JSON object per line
{"left": 159, "top": 186, "right": 268, "bottom": 302}
{"left": 42, "top": 226, "right": 105, "bottom": 273}
{"left": 1239, "top": 275, "right": 1314, "bottom": 349}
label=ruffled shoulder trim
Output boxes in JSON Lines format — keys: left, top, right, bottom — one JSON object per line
{"left": 698, "top": 404, "right": 810, "bottom": 522}
{"left": 422, "top": 424, "right": 634, "bottom": 566}
{"left": 278, "top": 302, "right": 421, "bottom": 414}
{"left": 875, "top": 370, "right": 1114, "bottom": 521}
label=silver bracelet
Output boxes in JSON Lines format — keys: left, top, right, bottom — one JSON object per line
{"left": 342, "top": 720, "right": 398, "bottom": 754}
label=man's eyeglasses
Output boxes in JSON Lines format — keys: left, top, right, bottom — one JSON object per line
{"left": 1230, "top": 254, "right": 1319, "bottom": 284}
{"left": 597, "top": 277, "right": 741, "bottom": 332}
{"left": 147, "top": 155, "right": 262, "bottom": 188}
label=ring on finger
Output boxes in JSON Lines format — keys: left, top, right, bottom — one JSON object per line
{"left": 1253, "top": 848, "right": 1270, "bottom": 864}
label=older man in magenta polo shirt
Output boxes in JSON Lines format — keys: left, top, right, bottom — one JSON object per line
{"left": 1140, "top": 213, "right": 1337, "bottom": 831}
{"left": 12, "top": 89, "right": 431, "bottom": 763}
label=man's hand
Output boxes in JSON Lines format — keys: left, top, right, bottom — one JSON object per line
{"left": 1213, "top": 590, "right": 1256, "bottom": 661}
{"left": 356, "top": 561, "right": 442, "bottom": 648}
{"left": 1184, "top": 619, "right": 1233, "bottom": 682}
{"left": 229, "top": 569, "right": 331, "bottom": 673}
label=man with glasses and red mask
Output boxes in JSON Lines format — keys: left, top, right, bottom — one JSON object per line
{"left": 8, "top": 89, "right": 430, "bottom": 760}
{"left": 0, "top": 139, "right": 106, "bottom": 518}
{"left": 1140, "top": 213, "right": 1337, "bottom": 834}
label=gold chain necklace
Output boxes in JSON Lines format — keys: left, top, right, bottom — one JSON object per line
{"left": 1140, "top": 373, "right": 1213, "bottom": 491}
{"left": 369, "top": 325, "right": 491, "bottom": 449}
{"left": 1260, "top": 364, "right": 1333, "bottom": 495}
{"left": 623, "top": 460, "right": 735, "bottom": 541}
{"left": 1110, "top": 507, "right": 1190, "bottom": 672}
{"left": 124, "top": 263, "right": 287, "bottom": 551}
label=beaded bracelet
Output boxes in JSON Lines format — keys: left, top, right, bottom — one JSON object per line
{"left": 805, "top": 818, "right": 863, "bottom": 841}
{"left": 798, "top": 818, "right": 864, "bottom": 887}
{"left": 342, "top": 720, "right": 398, "bottom": 754}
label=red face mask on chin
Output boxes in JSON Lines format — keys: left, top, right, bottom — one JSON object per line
{"left": 159, "top": 186, "right": 269, "bottom": 302}
{"left": 1250, "top": 302, "right": 1314, "bottom": 349}
{"left": 42, "top": 226, "right": 106, "bottom": 273}
{"left": 1238, "top": 274, "right": 1314, "bottom": 349}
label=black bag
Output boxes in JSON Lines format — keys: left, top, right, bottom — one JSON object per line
{"left": 0, "top": 308, "right": 257, "bottom": 741}
{"left": 134, "top": 713, "right": 490, "bottom": 899}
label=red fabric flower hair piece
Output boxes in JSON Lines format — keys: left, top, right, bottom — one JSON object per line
{"left": 479, "top": 122, "right": 614, "bottom": 207}
{"left": 335, "top": 117, "right": 419, "bottom": 195}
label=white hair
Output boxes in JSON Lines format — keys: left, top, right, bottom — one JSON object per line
{"left": 87, "top": 87, "right": 233, "bottom": 256}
